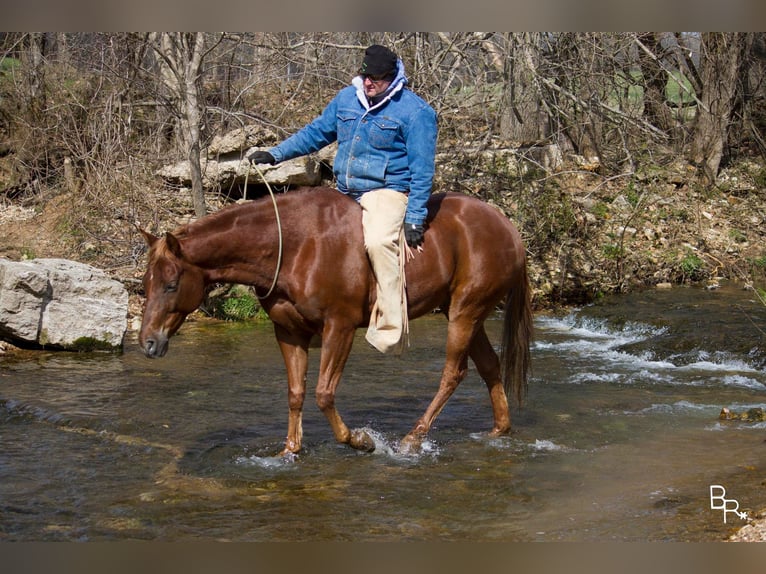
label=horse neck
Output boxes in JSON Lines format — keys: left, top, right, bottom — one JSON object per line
{"left": 181, "top": 203, "right": 281, "bottom": 288}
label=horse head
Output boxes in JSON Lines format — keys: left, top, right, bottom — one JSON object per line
{"left": 138, "top": 230, "right": 206, "bottom": 358}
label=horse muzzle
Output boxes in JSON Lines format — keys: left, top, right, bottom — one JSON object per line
{"left": 141, "top": 333, "right": 169, "bottom": 358}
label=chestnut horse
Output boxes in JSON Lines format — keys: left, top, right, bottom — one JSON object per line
{"left": 139, "top": 187, "right": 531, "bottom": 455}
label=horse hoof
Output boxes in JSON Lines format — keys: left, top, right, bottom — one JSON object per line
{"left": 349, "top": 429, "right": 376, "bottom": 453}
{"left": 398, "top": 433, "right": 423, "bottom": 455}
{"left": 278, "top": 449, "right": 299, "bottom": 461}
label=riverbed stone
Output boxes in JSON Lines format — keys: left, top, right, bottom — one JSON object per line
{"left": 0, "top": 258, "right": 128, "bottom": 351}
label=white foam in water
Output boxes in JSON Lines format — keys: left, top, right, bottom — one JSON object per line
{"left": 678, "top": 354, "right": 760, "bottom": 374}
{"left": 721, "top": 375, "right": 766, "bottom": 390}
{"left": 569, "top": 372, "right": 623, "bottom": 384}
{"left": 634, "top": 400, "right": 718, "bottom": 415}
{"left": 536, "top": 315, "right": 672, "bottom": 379}
{"left": 234, "top": 451, "right": 298, "bottom": 470}
{"left": 537, "top": 314, "right": 666, "bottom": 343}
{"left": 726, "top": 401, "right": 766, "bottom": 411}
{"left": 531, "top": 439, "right": 567, "bottom": 452}
{"left": 706, "top": 420, "right": 766, "bottom": 431}
{"left": 536, "top": 312, "right": 766, "bottom": 390}
{"left": 469, "top": 432, "right": 526, "bottom": 452}
{"left": 628, "top": 369, "right": 676, "bottom": 384}
{"left": 351, "top": 427, "right": 440, "bottom": 461}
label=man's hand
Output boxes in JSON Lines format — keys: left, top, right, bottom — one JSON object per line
{"left": 247, "top": 151, "right": 276, "bottom": 165}
{"left": 404, "top": 223, "right": 425, "bottom": 248}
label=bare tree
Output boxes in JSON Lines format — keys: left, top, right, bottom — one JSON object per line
{"left": 4, "top": 31, "right": 766, "bottom": 222}
{"left": 689, "top": 33, "right": 751, "bottom": 184}
{"left": 149, "top": 32, "right": 221, "bottom": 217}
{"left": 635, "top": 33, "right": 683, "bottom": 140}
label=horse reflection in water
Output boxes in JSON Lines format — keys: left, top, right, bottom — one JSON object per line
{"left": 139, "top": 187, "right": 532, "bottom": 455}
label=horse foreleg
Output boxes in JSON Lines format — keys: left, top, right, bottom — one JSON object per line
{"left": 469, "top": 325, "right": 511, "bottom": 436}
{"left": 400, "top": 321, "right": 472, "bottom": 453}
{"left": 275, "top": 326, "right": 310, "bottom": 455}
{"left": 315, "top": 323, "right": 376, "bottom": 452}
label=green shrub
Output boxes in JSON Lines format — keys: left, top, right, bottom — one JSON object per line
{"left": 208, "top": 284, "right": 264, "bottom": 321}
{"left": 680, "top": 251, "right": 704, "bottom": 280}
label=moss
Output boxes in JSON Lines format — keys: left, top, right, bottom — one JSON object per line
{"left": 69, "top": 337, "right": 119, "bottom": 352}
{"left": 34, "top": 330, "right": 120, "bottom": 352}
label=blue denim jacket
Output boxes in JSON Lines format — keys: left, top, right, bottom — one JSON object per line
{"left": 269, "top": 61, "right": 438, "bottom": 225}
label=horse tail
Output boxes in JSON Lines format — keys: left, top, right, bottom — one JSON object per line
{"left": 500, "top": 259, "right": 533, "bottom": 406}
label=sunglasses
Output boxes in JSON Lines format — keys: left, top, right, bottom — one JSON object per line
{"left": 362, "top": 74, "right": 391, "bottom": 83}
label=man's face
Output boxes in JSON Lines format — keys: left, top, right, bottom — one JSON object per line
{"left": 362, "top": 74, "right": 392, "bottom": 98}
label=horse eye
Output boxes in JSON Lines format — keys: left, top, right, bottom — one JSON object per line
{"left": 164, "top": 280, "right": 178, "bottom": 293}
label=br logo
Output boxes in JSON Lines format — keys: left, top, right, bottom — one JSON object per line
{"left": 709, "top": 485, "right": 749, "bottom": 523}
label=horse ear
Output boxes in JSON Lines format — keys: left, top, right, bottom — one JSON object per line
{"left": 138, "top": 228, "right": 159, "bottom": 246}
{"left": 165, "top": 232, "right": 183, "bottom": 259}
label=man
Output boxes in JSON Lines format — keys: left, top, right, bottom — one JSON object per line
{"left": 248, "top": 44, "right": 438, "bottom": 354}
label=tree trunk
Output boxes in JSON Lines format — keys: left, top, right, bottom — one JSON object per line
{"left": 636, "top": 33, "right": 679, "bottom": 139}
{"left": 152, "top": 32, "right": 208, "bottom": 218}
{"left": 21, "top": 33, "right": 46, "bottom": 119}
{"left": 182, "top": 34, "right": 207, "bottom": 219}
{"left": 689, "top": 33, "right": 748, "bottom": 185}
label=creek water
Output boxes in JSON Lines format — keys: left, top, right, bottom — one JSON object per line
{"left": 1, "top": 284, "right": 765, "bottom": 541}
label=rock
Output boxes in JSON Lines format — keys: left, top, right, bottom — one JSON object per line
{"left": 208, "top": 126, "right": 279, "bottom": 155}
{"left": 157, "top": 128, "right": 340, "bottom": 191}
{"left": 0, "top": 258, "right": 128, "bottom": 351}
{"left": 719, "top": 406, "right": 765, "bottom": 422}
{"left": 243, "top": 151, "right": 322, "bottom": 187}
{"left": 730, "top": 515, "right": 766, "bottom": 542}
{"left": 572, "top": 154, "right": 601, "bottom": 172}
{"left": 611, "top": 195, "right": 632, "bottom": 211}
{"left": 157, "top": 152, "right": 323, "bottom": 189}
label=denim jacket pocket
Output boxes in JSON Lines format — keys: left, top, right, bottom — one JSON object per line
{"left": 369, "top": 118, "right": 399, "bottom": 149}
{"left": 337, "top": 112, "right": 357, "bottom": 141}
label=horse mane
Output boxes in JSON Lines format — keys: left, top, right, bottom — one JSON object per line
{"left": 170, "top": 186, "right": 341, "bottom": 240}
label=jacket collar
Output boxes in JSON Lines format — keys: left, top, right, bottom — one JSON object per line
{"left": 352, "top": 59, "right": 407, "bottom": 112}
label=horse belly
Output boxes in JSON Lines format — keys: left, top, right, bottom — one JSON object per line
{"left": 404, "top": 248, "right": 453, "bottom": 318}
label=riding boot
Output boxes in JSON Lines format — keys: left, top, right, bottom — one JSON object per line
{"left": 359, "top": 188, "right": 409, "bottom": 354}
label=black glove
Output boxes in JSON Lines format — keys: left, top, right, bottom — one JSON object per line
{"left": 247, "top": 150, "right": 276, "bottom": 165}
{"left": 404, "top": 223, "right": 425, "bottom": 248}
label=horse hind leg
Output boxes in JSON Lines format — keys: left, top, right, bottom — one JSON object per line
{"left": 468, "top": 325, "right": 511, "bottom": 436}
{"left": 399, "top": 318, "right": 473, "bottom": 454}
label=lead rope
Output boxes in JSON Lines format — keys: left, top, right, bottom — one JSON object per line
{"left": 401, "top": 235, "right": 423, "bottom": 351}
{"left": 245, "top": 162, "right": 283, "bottom": 300}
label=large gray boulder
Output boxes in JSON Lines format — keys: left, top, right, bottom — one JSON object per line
{"left": 156, "top": 154, "right": 324, "bottom": 189}
{"left": 0, "top": 258, "right": 128, "bottom": 351}
{"left": 156, "top": 126, "right": 338, "bottom": 190}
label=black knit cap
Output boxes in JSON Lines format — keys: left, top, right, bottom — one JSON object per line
{"left": 358, "top": 44, "right": 398, "bottom": 77}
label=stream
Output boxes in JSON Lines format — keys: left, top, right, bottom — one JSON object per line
{"left": 1, "top": 283, "right": 765, "bottom": 541}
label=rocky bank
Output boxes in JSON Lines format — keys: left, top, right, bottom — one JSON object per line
{"left": 3, "top": 150, "right": 766, "bottom": 312}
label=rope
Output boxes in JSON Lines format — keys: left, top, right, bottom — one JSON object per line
{"left": 245, "top": 161, "right": 283, "bottom": 300}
